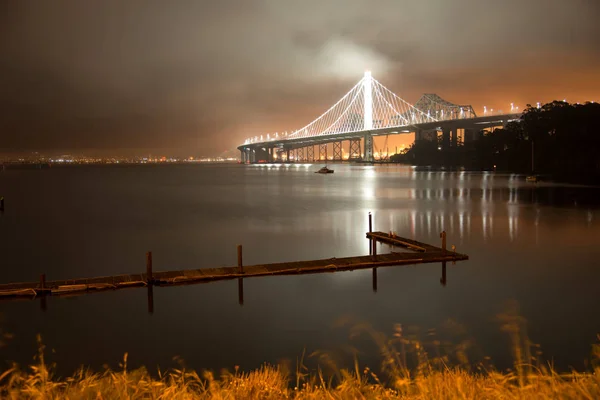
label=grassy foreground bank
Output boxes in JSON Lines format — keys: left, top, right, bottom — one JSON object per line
{"left": 2, "top": 305, "right": 600, "bottom": 400}
{"left": 1, "top": 332, "right": 598, "bottom": 399}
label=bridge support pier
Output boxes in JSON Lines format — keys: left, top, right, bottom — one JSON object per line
{"left": 297, "top": 147, "right": 304, "bottom": 162}
{"left": 451, "top": 129, "right": 459, "bottom": 147}
{"left": 240, "top": 149, "right": 246, "bottom": 163}
{"left": 349, "top": 139, "right": 361, "bottom": 160}
{"left": 333, "top": 141, "right": 342, "bottom": 161}
{"left": 285, "top": 149, "right": 290, "bottom": 163}
{"left": 319, "top": 144, "right": 327, "bottom": 161}
{"left": 306, "top": 146, "right": 314, "bottom": 162}
{"left": 363, "top": 134, "right": 374, "bottom": 162}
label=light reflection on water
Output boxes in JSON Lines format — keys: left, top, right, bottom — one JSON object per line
{"left": 0, "top": 163, "right": 599, "bottom": 376}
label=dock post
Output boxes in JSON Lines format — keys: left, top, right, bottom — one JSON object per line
{"left": 237, "top": 245, "right": 243, "bottom": 274}
{"left": 368, "top": 212, "right": 373, "bottom": 255}
{"left": 40, "top": 273, "right": 46, "bottom": 291}
{"left": 0, "top": 196, "right": 4, "bottom": 211}
{"left": 440, "top": 231, "right": 447, "bottom": 251}
{"left": 146, "top": 252, "right": 153, "bottom": 283}
{"left": 372, "top": 238, "right": 377, "bottom": 261}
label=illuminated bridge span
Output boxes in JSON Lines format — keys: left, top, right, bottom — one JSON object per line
{"left": 238, "top": 72, "right": 520, "bottom": 163}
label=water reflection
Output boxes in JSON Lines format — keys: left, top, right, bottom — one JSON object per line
{"left": 238, "top": 278, "right": 244, "bottom": 306}
{"left": 372, "top": 268, "right": 377, "bottom": 292}
{"left": 3, "top": 164, "right": 600, "bottom": 377}
{"left": 440, "top": 262, "right": 447, "bottom": 287}
{"left": 147, "top": 284, "right": 154, "bottom": 314}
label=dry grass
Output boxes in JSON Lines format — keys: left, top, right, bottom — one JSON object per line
{"left": 1, "top": 310, "right": 598, "bottom": 399}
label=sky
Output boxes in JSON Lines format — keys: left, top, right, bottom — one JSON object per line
{"left": 1, "top": 0, "right": 599, "bottom": 157}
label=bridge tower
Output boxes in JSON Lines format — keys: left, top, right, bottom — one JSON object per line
{"left": 363, "top": 71, "right": 374, "bottom": 162}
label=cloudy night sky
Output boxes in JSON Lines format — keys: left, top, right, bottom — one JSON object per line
{"left": 1, "top": 0, "right": 599, "bottom": 157}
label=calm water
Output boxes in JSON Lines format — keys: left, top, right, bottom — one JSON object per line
{"left": 0, "top": 163, "right": 599, "bottom": 375}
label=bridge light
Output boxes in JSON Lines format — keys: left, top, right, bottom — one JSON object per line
{"left": 484, "top": 106, "right": 487, "bottom": 114}
{"left": 537, "top": 102, "right": 541, "bottom": 109}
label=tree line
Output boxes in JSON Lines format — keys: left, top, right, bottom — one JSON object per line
{"left": 391, "top": 101, "right": 600, "bottom": 183}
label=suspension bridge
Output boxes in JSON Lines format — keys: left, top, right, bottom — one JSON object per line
{"left": 238, "top": 72, "right": 520, "bottom": 163}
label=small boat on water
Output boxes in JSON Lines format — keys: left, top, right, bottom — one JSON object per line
{"left": 315, "top": 166, "right": 334, "bottom": 174}
{"left": 526, "top": 175, "right": 539, "bottom": 183}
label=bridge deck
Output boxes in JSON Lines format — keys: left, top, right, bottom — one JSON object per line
{"left": 0, "top": 233, "right": 467, "bottom": 299}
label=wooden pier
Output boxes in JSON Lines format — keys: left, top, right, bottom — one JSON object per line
{"left": 0, "top": 231, "right": 467, "bottom": 301}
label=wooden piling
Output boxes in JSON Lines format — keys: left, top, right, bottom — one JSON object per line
{"left": 237, "top": 245, "right": 243, "bottom": 274}
{"left": 40, "top": 274, "right": 46, "bottom": 291}
{"left": 440, "top": 231, "right": 447, "bottom": 251}
{"left": 0, "top": 196, "right": 4, "bottom": 211}
{"left": 372, "top": 238, "right": 377, "bottom": 261}
{"left": 368, "top": 213, "right": 373, "bottom": 255}
{"left": 146, "top": 252, "right": 153, "bottom": 283}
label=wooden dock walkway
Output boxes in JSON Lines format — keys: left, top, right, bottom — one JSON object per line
{"left": 0, "top": 232, "right": 468, "bottom": 300}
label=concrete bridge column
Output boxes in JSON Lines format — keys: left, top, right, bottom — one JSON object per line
{"left": 285, "top": 149, "right": 290, "bottom": 163}
{"left": 276, "top": 149, "right": 285, "bottom": 162}
{"left": 240, "top": 149, "right": 246, "bottom": 163}
{"left": 363, "top": 133, "right": 374, "bottom": 162}
{"left": 415, "top": 129, "right": 423, "bottom": 141}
